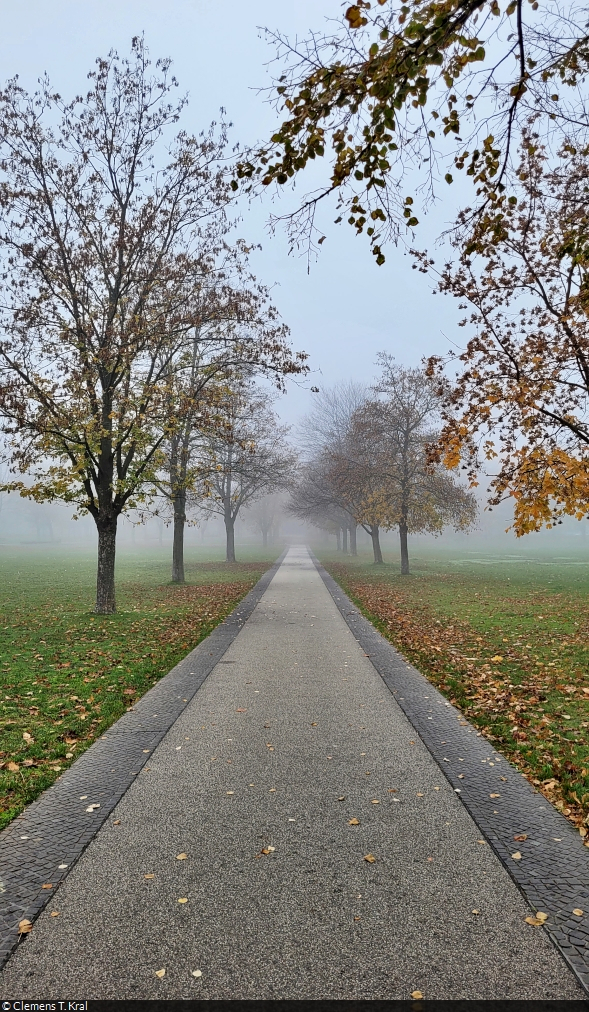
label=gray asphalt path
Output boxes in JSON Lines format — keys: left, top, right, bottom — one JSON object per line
{"left": 1, "top": 546, "right": 583, "bottom": 999}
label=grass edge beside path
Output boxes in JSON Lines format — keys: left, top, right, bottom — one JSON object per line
{"left": 0, "top": 551, "right": 278, "bottom": 830}
{"left": 322, "top": 554, "right": 589, "bottom": 845}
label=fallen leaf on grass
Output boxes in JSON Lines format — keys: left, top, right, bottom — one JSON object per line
{"left": 514, "top": 834, "right": 528, "bottom": 841}
{"left": 511, "top": 851, "right": 522, "bottom": 860}
{"left": 348, "top": 818, "right": 360, "bottom": 825}
{"left": 176, "top": 853, "right": 188, "bottom": 860}
{"left": 7, "top": 762, "right": 19, "bottom": 772}
{"left": 573, "top": 908, "right": 584, "bottom": 916}
{"left": 191, "top": 969, "right": 203, "bottom": 978}
{"left": 18, "top": 919, "right": 32, "bottom": 935}
{"left": 155, "top": 969, "right": 166, "bottom": 978}
{"left": 363, "top": 853, "right": 376, "bottom": 863}
{"left": 411, "top": 990, "right": 424, "bottom": 999}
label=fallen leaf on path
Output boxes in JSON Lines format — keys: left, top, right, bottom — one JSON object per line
{"left": 176, "top": 853, "right": 188, "bottom": 860}
{"left": 80, "top": 795, "right": 88, "bottom": 800}
{"left": 41, "top": 884, "right": 52, "bottom": 890}
{"left": 269, "top": 788, "right": 276, "bottom": 793}
{"left": 178, "top": 898, "right": 188, "bottom": 904}
{"left": 348, "top": 818, "right": 360, "bottom": 825}
{"left": 514, "top": 834, "right": 528, "bottom": 841}
{"left": 18, "top": 920, "right": 32, "bottom": 935}
{"left": 236, "top": 708, "right": 247, "bottom": 713}
{"left": 477, "top": 840, "right": 486, "bottom": 845}
{"left": 489, "top": 794, "right": 500, "bottom": 799}
{"left": 472, "top": 909, "right": 480, "bottom": 914}
{"left": 338, "top": 796, "right": 346, "bottom": 801}
{"left": 113, "top": 820, "right": 121, "bottom": 826}
{"left": 416, "top": 793, "right": 424, "bottom": 797}
{"left": 260, "top": 846, "right": 276, "bottom": 855}
{"left": 85, "top": 804, "right": 100, "bottom": 812}
{"left": 411, "top": 990, "right": 424, "bottom": 999}
{"left": 155, "top": 969, "right": 166, "bottom": 978}
{"left": 192, "top": 969, "right": 203, "bottom": 978}
{"left": 525, "top": 912, "right": 548, "bottom": 926}
{"left": 434, "top": 787, "right": 440, "bottom": 791}
{"left": 371, "top": 799, "right": 380, "bottom": 804}
{"left": 353, "top": 916, "right": 361, "bottom": 921}
{"left": 144, "top": 874, "right": 155, "bottom": 880}
{"left": 50, "top": 911, "right": 60, "bottom": 917}
{"left": 226, "top": 791, "right": 234, "bottom": 795}
{"left": 573, "top": 908, "right": 584, "bottom": 916}
{"left": 458, "top": 775, "right": 464, "bottom": 779}
{"left": 311, "top": 722, "right": 317, "bottom": 727}
{"left": 363, "top": 853, "right": 376, "bottom": 863}
{"left": 511, "top": 851, "right": 522, "bottom": 860}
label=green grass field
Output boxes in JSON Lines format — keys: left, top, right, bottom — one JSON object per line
{"left": 0, "top": 542, "right": 278, "bottom": 829}
{"left": 320, "top": 540, "right": 589, "bottom": 839}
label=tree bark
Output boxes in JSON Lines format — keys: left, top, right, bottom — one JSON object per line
{"left": 370, "top": 525, "right": 384, "bottom": 565}
{"left": 172, "top": 489, "right": 186, "bottom": 583}
{"left": 95, "top": 516, "right": 118, "bottom": 613}
{"left": 399, "top": 521, "right": 410, "bottom": 575}
{"left": 349, "top": 523, "right": 357, "bottom": 556}
{"left": 342, "top": 526, "right": 348, "bottom": 554}
{"left": 225, "top": 516, "right": 236, "bottom": 562}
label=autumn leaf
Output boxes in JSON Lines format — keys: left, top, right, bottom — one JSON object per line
{"left": 155, "top": 969, "right": 166, "bottom": 978}
{"left": 260, "top": 846, "right": 276, "bottom": 855}
{"left": 50, "top": 911, "right": 60, "bottom": 917}
{"left": 192, "top": 969, "right": 203, "bottom": 978}
{"left": 41, "top": 883, "right": 53, "bottom": 889}
{"left": 511, "top": 851, "right": 522, "bottom": 860}
{"left": 7, "top": 762, "right": 19, "bottom": 772}
{"left": 363, "top": 853, "right": 376, "bottom": 863}
{"left": 178, "top": 897, "right": 188, "bottom": 904}
{"left": 525, "top": 911, "right": 548, "bottom": 925}
{"left": 573, "top": 908, "right": 584, "bottom": 916}
{"left": 144, "top": 874, "right": 155, "bottom": 879}
{"left": 513, "top": 834, "right": 528, "bottom": 841}
{"left": 176, "top": 853, "right": 188, "bottom": 860}
{"left": 411, "top": 991, "right": 424, "bottom": 999}
{"left": 348, "top": 818, "right": 360, "bottom": 825}
{"left": 18, "top": 919, "right": 32, "bottom": 934}
{"left": 85, "top": 803, "right": 100, "bottom": 812}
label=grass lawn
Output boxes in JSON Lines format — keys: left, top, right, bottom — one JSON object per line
{"left": 0, "top": 542, "right": 278, "bottom": 829}
{"left": 321, "top": 542, "right": 589, "bottom": 841}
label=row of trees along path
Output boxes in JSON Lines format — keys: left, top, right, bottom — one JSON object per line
{"left": 289, "top": 356, "right": 477, "bottom": 573}
{"left": 0, "top": 42, "right": 307, "bottom": 612}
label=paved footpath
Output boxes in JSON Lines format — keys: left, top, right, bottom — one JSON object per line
{"left": 1, "top": 546, "right": 586, "bottom": 999}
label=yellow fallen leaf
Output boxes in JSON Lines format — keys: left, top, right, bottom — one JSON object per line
{"left": 371, "top": 799, "right": 380, "bottom": 804}
{"left": 513, "top": 834, "right": 527, "bottom": 841}
{"left": 411, "top": 990, "right": 424, "bottom": 999}
{"left": 178, "top": 898, "right": 188, "bottom": 904}
{"left": 525, "top": 911, "right": 548, "bottom": 926}
{"left": 311, "top": 722, "right": 317, "bottom": 726}
{"left": 472, "top": 909, "right": 480, "bottom": 914}
{"left": 416, "top": 793, "right": 424, "bottom": 797}
{"left": 511, "top": 851, "right": 522, "bottom": 861}
{"left": 573, "top": 908, "right": 584, "bottom": 916}
{"left": 260, "top": 846, "right": 276, "bottom": 855}
{"left": 364, "top": 853, "right": 376, "bottom": 863}
{"left": 226, "top": 791, "right": 234, "bottom": 795}
{"left": 155, "top": 969, "right": 166, "bottom": 978}
{"left": 86, "top": 803, "right": 100, "bottom": 812}
{"left": 192, "top": 969, "right": 203, "bottom": 978}
{"left": 489, "top": 793, "right": 500, "bottom": 799}
{"left": 476, "top": 840, "right": 486, "bottom": 845}
{"left": 50, "top": 911, "right": 60, "bottom": 917}
{"left": 490, "top": 655, "right": 503, "bottom": 662}
{"left": 113, "top": 820, "right": 121, "bottom": 825}
{"left": 7, "top": 762, "right": 19, "bottom": 772}
{"left": 41, "top": 883, "right": 53, "bottom": 889}
{"left": 144, "top": 874, "right": 155, "bottom": 879}
{"left": 18, "top": 919, "right": 32, "bottom": 934}
{"left": 348, "top": 818, "right": 360, "bottom": 825}
{"left": 176, "top": 853, "right": 188, "bottom": 860}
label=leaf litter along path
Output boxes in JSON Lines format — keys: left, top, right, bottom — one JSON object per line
{"left": 0, "top": 548, "right": 584, "bottom": 1000}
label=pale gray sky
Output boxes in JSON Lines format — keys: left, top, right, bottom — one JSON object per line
{"left": 0, "top": 0, "right": 465, "bottom": 427}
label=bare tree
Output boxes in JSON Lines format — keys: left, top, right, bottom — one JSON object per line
{"left": 195, "top": 379, "right": 297, "bottom": 562}
{"left": 245, "top": 491, "right": 285, "bottom": 547}
{"left": 338, "top": 356, "right": 477, "bottom": 573}
{"left": 0, "top": 43, "right": 308, "bottom": 611}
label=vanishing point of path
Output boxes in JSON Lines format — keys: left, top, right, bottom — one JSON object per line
{"left": 0, "top": 546, "right": 586, "bottom": 999}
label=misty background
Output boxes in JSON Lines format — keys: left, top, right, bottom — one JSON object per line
{"left": 0, "top": 0, "right": 586, "bottom": 560}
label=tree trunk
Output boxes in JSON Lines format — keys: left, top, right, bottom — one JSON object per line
{"left": 370, "top": 525, "right": 384, "bottom": 565}
{"left": 399, "top": 521, "right": 410, "bottom": 575}
{"left": 225, "top": 516, "right": 236, "bottom": 563}
{"left": 172, "top": 490, "right": 186, "bottom": 583}
{"left": 335, "top": 528, "right": 341, "bottom": 551}
{"left": 342, "top": 526, "right": 348, "bottom": 554}
{"left": 349, "top": 524, "right": 357, "bottom": 556}
{"left": 95, "top": 516, "right": 118, "bottom": 614}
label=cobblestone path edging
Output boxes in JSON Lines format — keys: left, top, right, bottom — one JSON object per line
{"left": 0, "top": 551, "right": 286, "bottom": 968}
{"left": 312, "top": 554, "right": 589, "bottom": 995}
